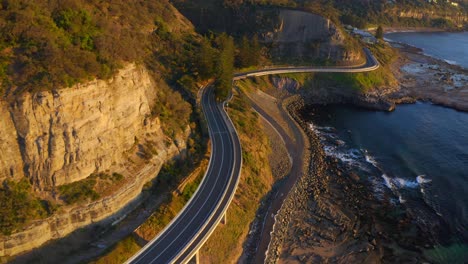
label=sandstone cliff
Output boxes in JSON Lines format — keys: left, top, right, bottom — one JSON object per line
{"left": 2, "top": 64, "right": 161, "bottom": 188}
{"left": 0, "top": 64, "right": 190, "bottom": 257}
{"left": 394, "top": 8, "right": 468, "bottom": 26}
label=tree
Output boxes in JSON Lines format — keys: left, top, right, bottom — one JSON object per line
{"left": 215, "top": 33, "right": 235, "bottom": 100}
{"left": 198, "top": 37, "right": 216, "bottom": 79}
{"left": 249, "top": 35, "right": 261, "bottom": 66}
{"left": 375, "top": 25, "right": 384, "bottom": 39}
{"left": 237, "top": 34, "right": 261, "bottom": 68}
{"left": 237, "top": 35, "right": 250, "bottom": 68}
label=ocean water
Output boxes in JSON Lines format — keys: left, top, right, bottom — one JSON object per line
{"left": 385, "top": 31, "right": 468, "bottom": 68}
{"left": 305, "top": 103, "right": 468, "bottom": 262}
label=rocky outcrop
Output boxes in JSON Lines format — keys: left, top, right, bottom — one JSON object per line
{"left": 264, "top": 10, "right": 362, "bottom": 64}
{"left": 2, "top": 64, "right": 159, "bottom": 189}
{"left": 0, "top": 102, "right": 24, "bottom": 181}
{"left": 275, "top": 10, "right": 345, "bottom": 43}
{"left": 0, "top": 64, "right": 190, "bottom": 257}
{"left": 271, "top": 76, "right": 397, "bottom": 111}
{"left": 395, "top": 9, "right": 468, "bottom": 26}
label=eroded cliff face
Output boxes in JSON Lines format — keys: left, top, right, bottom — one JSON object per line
{"left": 264, "top": 10, "right": 362, "bottom": 64}
{"left": 0, "top": 102, "right": 24, "bottom": 181}
{"left": 2, "top": 64, "right": 160, "bottom": 189}
{"left": 0, "top": 63, "right": 190, "bottom": 256}
{"left": 395, "top": 9, "right": 468, "bottom": 26}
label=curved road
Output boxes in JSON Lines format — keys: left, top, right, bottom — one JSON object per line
{"left": 127, "top": 47, "right": 379, "bottom": 264}
{"left": 127, "top": 87, "right": 242, "bottom": 264}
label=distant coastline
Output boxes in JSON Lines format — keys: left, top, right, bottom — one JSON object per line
{"left": 384, "top": 26, "right": 449, "bottom": 33}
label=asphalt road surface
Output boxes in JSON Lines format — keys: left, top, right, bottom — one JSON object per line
{"left": 127, "top": 87, "right": 242, "bottom": 264}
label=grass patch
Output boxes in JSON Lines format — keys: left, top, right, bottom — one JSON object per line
{"left": 300, "top": 42, "right": 398, "bottom": 93}
{"left": 58, "top": 178, "right": 100, "bottom": 205}
{"left": 90, "top": 236, "right": 141, "bottom": 264}
{"left": 58, "top": 172, "right": 126, "bottom": 205}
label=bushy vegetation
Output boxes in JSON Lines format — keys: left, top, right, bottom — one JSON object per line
{"left": 0, "top": 0, "right": 214, "bottom": 98}
{"left": 58, "top": 172, "right": 126, "bottom": 205}
{"left": 91, "top": 236, "right": 141, "bottom": 264}
{"left": 173, "top": 0, "right": 466, "bottom": 38}
{"left": 58, "top": 177, "right": 100, "bottom": 205}
{"left": 237, "top": 35, "right": 261, "bottom": 68}
{"left": 152, "top": 81, "right": 193, "bottom": 138}
{"left": 0, "top": 179, "right": 52, "bottom": 235}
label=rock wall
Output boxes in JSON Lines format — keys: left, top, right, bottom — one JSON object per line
{"left": 265, "top": 10, "right": 362, "bottom": 64}
{"left": 271, "top": 75, "right": 397, "bottom": 111}
{"left": 0, "top": 64, "right": 189, "bottom": 257}
{"left": 276, "top": 10, "right": 344, "bottom": 43}
{"left": 395, "top": 9, "right": 468, "bottom": 26}
{"left": 2, "top": 64, "right": 158, "bottom": 188}
{"left": 0, "top": 102, "right": 24, "bottom": 181}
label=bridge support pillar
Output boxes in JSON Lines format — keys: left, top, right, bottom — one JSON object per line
{"left": 221, "top": 212, "right": 227, "bottom": 225}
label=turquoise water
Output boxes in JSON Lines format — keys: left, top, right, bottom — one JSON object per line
{"left": 386, "top": 31, "right": 468, "bottom": 68}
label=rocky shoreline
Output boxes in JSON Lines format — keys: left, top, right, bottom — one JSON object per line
{"left": 265, "top": 97, "right": 444, "bottom": 263}
{"left": 387, "top": 39, "right": 468, "bottom": 112}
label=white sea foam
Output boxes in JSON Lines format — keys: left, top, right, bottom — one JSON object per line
{"left": 336, "top": 140, "right": 346, "bottom": 146}
{"left": 320, "top": 126, "right": 335, "bottom": 132}
{"left": 444, "top": 59, "right": 458, "bottom": 65}
{"left": 381, "top": 174, "right": 419, "bottom": 190}
{"left": 365, "top": 153, "right": 379, "bottom": 168}
{"left": 308, "top": 123, "right": 317, "bottom": 132}
{"left": 322, "top": 146, "right": 365, "bottom": 167}
{"left": 416, "top": 175, "right": 432, "bottom": 184}
{"left": 399, "top": 195, "right": 406, "bottom": 204}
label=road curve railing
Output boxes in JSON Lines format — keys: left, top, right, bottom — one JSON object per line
{"left": 233, "top": 48, "right": 379, "bottom": 80}
{"left": 126, "top": 47, "right": 379, "bottom": 264}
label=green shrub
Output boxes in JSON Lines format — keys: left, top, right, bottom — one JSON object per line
{"left": 58, "top": 178, "right": 100, "bottom": 205}
{"left": 0, "top": 179, "right": 50, "bottom": 235}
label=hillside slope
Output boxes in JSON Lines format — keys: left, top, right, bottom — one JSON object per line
{"left": 0, "top": 0, "right": 203, "bottom": 258}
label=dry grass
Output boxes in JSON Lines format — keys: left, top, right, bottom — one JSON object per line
{"left": 200, "top": 90, "right": 274, "bottom": 263}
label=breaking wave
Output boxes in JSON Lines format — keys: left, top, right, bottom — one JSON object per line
{"left": 382, "top": 174, "right": 419, "bottom": 190}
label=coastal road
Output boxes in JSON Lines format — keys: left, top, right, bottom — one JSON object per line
{"left": 126, "top": 87, "right": 242, "bottom": 264}
{"left": 126, "top": 47, "right": 378, "bottom": 264}
{"left": 233, "top": 47, "right": 379, "bottom": 80}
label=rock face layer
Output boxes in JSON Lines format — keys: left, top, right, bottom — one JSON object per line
{"left": 0, "top": 64, "right": 189, "bottom": 256}
{"left": 2, "top": 64, "right": 157, "bottom": 188}
{"left": 266, "top": 10, "right": 362, "bottom": 64}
